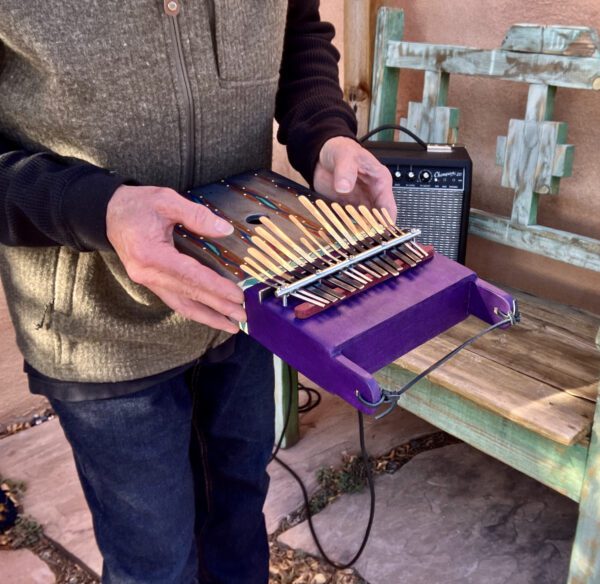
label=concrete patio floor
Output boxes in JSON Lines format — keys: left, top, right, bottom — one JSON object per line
{"left": 1, "top": 382, "right": 578, "bottom": 583}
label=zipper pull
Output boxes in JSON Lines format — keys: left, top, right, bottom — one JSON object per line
{"left": 164, "top": 0, "right": 180, "bottom": 16}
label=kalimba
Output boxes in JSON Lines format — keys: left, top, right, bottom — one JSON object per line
{"left": 174, "top": 169, "right": 518, "bottom": 414}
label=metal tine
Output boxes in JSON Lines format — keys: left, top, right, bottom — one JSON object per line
{"left": 357, "top": 205, "right": 414, "bottom": 258}
{"left": 370, "top": 208, "right": 426, "bottom": 262}
{"left": 255, "top": 228, "right": 339, "bottom": 294}
{"left": 252, "top": 226, "right": 345, "bottom": 300}
{"left": 297, "top": 236, "right": 357, "bottom": 293}
{"left": 314, "top": 228, "right": 369, "bottom": 286}
{"left": 326, "top": 277, "right": 356, "bottom": 293}
{"left": 297, "top": 235, "right": 335, "bottom": 268}
{"left": 376, "top": 207, "right": 406, "bottom": 238}
{"left": 240, "top": 263, "right": 327, "bottom": 307}
{"left": 294, "top": 234, "right": 358, "bottom": 291}
{"left": 240, "top": 261, "right": 287, "bottom": 289}
{"left": 289, "top": 215, "right": 340, "bottom": 266}
{"left": 372, "top": 207, "right": 401, "bottom": 238}
{"left": 329, "top": 203, "right": 391, "bottom": 278}
{"left": 314, "top": 200, "right": 380, "bottom": 280}
{"left": 251, "top": 234, "right": 339, "bottom": 304}
{"left": 243, "top": 259, "right": 332, "bottom": 306}
{"left": 317, "top": 199, "right": 387, "bottom": 280}
{"left": 370, "top": 207, "right": 424, "bottom": 260}
{"left": 358, "top": 205, "right": 420, "bottom": 265}
{"left": 330, "top": 205, "right": 395, "bottom": 278}
{"left": 307, "top": 285, "right": 340, "bottom": 303}
{"left": 247, "top": 248, "right": 295, "bottom": 282}
{"left": 345, "top": 203, "right": 410, "bottom": 268}
{"left": 249, "top": 236, "right": 344, "bottom": 302}
{"left": 314, "top": 227, "right": 376, "bottom": 283}
{"left": 288, "top": 210, "right": 370, "bottom": 285}
{"left": 380, "top": 207, "right": 428, "bottom": 258}
{"left": 251, "top": 235, "right": 297, "bottom": 274}
{"left": 352, "top": 205, "right": 405, "bottom": 273}
{"left": 357, "top": 204, "right": 392, "bottom": 240}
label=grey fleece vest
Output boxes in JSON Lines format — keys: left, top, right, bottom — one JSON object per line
{"left": 0, "top": 0, "right": 287, "bottom": 382}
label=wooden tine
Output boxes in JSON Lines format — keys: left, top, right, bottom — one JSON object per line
{"left": 298, "top": 196, "right": 353, "bottom": 252}
{"left": 345, "top": 204, "right": 381, "bottom": 243}
{"left": 254, "top": 227, "right": 305, "bottom": 267}
{"left": 289, "top": 214, "right": 339, "bottom": 265}
{"left": 247, "top": 248, "right": 293, "bottom": 282}
{"left": 315, "top": 199, "right": 359, "bottom": 249}
{"left": 250, "top": 235, "right": 295, "bottom": 272}
{"left": 259, "top": 217, "right": 316, "bottom": 266}
{"left": 330, "top": 202, "right": 370, "bottom": 249}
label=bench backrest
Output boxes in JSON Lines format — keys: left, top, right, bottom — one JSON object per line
{"left": 369, "top": 8, "right": 600, "bottom": 282}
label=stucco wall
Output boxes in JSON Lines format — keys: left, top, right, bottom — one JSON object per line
{"left": 274, "top": 0, "right": 600, "bottom": 313}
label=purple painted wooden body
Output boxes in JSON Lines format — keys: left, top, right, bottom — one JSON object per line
{"left": 245, "top": 252, "right": 514, "bottom": 413}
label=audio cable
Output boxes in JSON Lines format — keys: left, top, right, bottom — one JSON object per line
{"left": 270, "top": 368, "right": 376, "bottom": 570}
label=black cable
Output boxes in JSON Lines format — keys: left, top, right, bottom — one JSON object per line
{"left": 358, "top": 124, "right": 427, "bottom": 149}
{"left": 272, "top": 406, "right": 376, "bottom": 570}
{"left": 353, "top": 307, "right": 519, "bottom": 419}
{"left": 297, "top": 384, "right": 321, "bottom": 413}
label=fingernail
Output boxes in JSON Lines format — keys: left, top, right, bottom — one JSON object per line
{"left": 336, "top": 179, "right": 352, "bottom": 193}
{"left": 216, "top": 219, "right": 234, "bottom": 235}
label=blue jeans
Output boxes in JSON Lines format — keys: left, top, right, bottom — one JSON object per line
{"left": 50, "top": 334, "right": 275, "bottom": 584}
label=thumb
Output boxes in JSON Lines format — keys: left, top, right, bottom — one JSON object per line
{"left": 174, "top": 196, "right": 234, "bottom": 238}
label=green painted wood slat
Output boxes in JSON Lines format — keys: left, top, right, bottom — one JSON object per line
{"left": 385, "top": 41, "right": 600, "bottom": 90}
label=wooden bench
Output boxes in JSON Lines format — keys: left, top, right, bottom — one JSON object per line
{"left": 367, "top": 9, "right": 600, "bottom": 582}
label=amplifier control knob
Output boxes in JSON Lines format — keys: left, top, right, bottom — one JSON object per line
{"left": 394, "top": 170, "right": 402, "bottom": 178}
{"left": 407, "top": 171, "right": 416, "bottom": 181}
{"left": 419, "top": 170, "right": 432, "bottom": 183}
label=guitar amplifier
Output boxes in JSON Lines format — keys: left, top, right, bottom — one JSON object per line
{"left": 364, "top": 141, "right": 472, "bottom": 263}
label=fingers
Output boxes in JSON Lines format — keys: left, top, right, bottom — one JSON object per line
{"left": 158, "top": 193, "right": 234, "bottom": 238}
{"left": 127, "top": 244, "right": 246, "bottom": 320}
{"left": 315, "top": 137, "right": 397, "bottom": 222}
{"left": 153, "top": 286, "right": 241, "bottom": 334}
{"left": 357, "top": 167, "right": 397, "bottom": 222}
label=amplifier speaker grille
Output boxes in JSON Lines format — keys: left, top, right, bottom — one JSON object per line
{"left": 364, "top": 141, "right": 472, "bottom": 264}
{"left": 393, "top": 187, "right": 464, "bottom": 261}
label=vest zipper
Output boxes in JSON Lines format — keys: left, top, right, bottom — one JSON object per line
{"left": 164, "top": 0, "right": 195, "bottom": 190}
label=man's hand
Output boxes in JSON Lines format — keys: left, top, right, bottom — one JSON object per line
{"left": 313, "top": 136, "right": 396, "bottom": 221}
{"left": 106, "top": 185, "right": 245, "bottom": 334}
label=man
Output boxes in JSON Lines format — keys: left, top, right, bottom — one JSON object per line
{"left": 0, "top": 1, "right": 394, "bottom": 582}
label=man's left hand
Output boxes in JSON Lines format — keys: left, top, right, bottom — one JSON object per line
{"left": 313, "top": 136, "right": 396, "bottom": 221}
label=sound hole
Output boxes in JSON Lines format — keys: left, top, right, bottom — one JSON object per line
{"left": 245, "top": 213, "right": 269, "bottom": 225}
